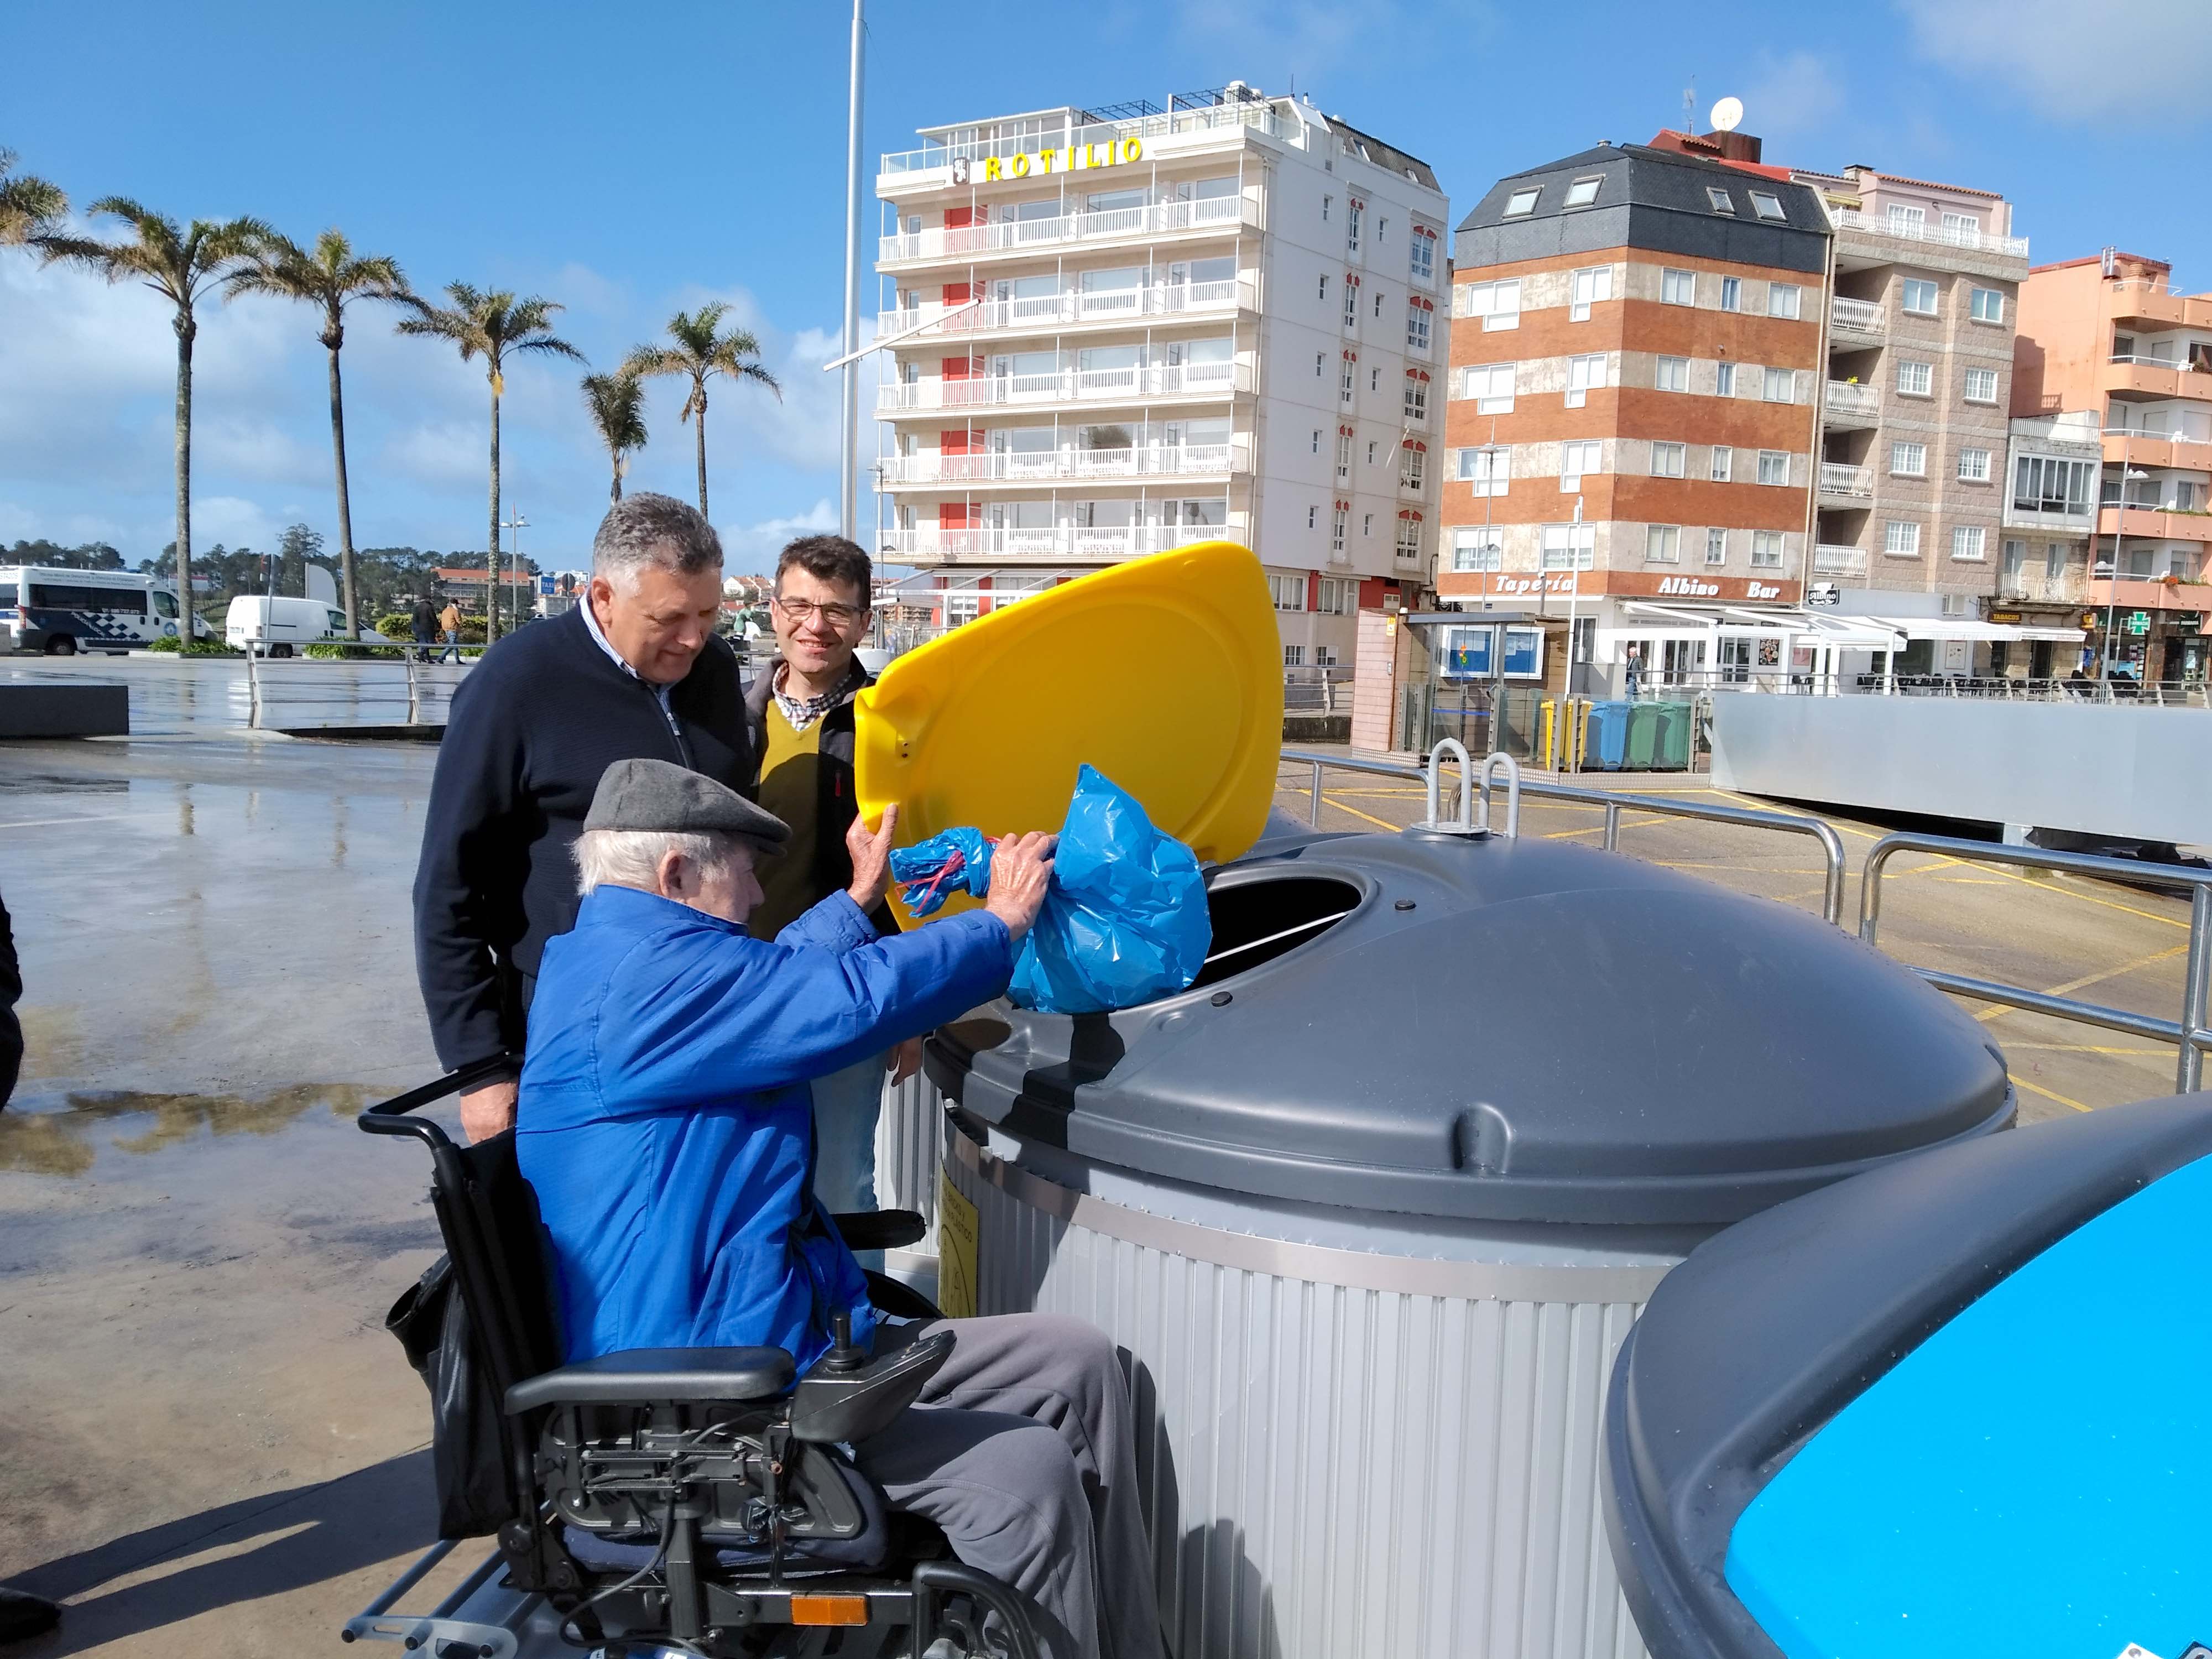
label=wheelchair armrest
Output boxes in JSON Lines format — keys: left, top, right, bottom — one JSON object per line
{"left": 503, "top": 1345, "right": 795, "bottom": 1413}
{"left": 832, "top": 1209, "right": 927, "bottom": 1251}
{"left": 789, "top": 1327, "right": 954, "bottom": 1445}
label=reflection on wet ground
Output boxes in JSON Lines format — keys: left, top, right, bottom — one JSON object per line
{"left": 0, "top": 1084, "right": 374, "bottom": 1176}
{"left": 1, "top": 655, "right": 469, "bottom": 736}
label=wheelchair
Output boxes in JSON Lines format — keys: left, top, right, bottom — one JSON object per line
{"left": 343, "top": 1060, "right": 1046, "bottom": 1659}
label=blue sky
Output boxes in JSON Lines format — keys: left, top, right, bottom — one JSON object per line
{"left": 4, "top": 0, "right": 2205, "bottom": 577}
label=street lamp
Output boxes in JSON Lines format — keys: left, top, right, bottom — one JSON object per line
{"left": 2096, "top": 434, "right": 2150, "bottom": 682}
{"left": 501, "top": 507, "right": 529, "bottom": 633}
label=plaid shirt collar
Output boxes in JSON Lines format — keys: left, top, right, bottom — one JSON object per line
{"left": 771, "top": 662, "right": 843, "bottom": 733}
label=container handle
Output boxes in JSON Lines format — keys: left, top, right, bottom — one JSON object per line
{"left": 1424, "top": 739, "right": 1473, "bottom": 831}
{"left": 1476, "top": 751, "right": 1521, "bottom": 839}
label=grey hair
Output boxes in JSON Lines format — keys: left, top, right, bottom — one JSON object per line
{"left": 573, "top": 827, "right": 742, "bottom": 896}
{"left": 591, "top": 492, "right": 724, "bottom": 587}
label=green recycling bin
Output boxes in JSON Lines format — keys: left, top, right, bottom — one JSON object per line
{"left": 1625, "top": 702, "right": 1663, "bottom": 769}
{"left": 1655, "top": 701, "right": 1693, "bottom": 770}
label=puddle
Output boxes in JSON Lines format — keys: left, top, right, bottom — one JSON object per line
{"left": 0, "top": 773, "right": 129, "bottom": 795}
{"left": 0, "top": 1083, "right": 374, "bottom": 1176}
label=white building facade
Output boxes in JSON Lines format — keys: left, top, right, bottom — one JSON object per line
{"left": 873, "top": 85, "right": 1448, "bottom": 665}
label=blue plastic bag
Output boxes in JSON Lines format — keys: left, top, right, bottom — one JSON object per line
{"left": 885, "top": 766, "right": 1212, "bottom": 1015}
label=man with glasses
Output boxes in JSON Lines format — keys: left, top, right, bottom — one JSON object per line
{"left": 744, "top": 535, "right": 909, "bottom": 1232}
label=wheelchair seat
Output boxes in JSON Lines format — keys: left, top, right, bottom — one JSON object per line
{"left": 354, "top": 1060, "right": 1045, "bottom": 1659}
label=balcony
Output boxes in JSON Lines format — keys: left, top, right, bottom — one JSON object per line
{"left": 2085, "top": 575, "right": 2212, "bottom": 613}
{"left": 878, "top": 276, "right": 1250, "bottom": 345}
{"left": 2103, "top": 356, "right": 2212, "bottom": 404}
{"left": 2103, "top": 426, "right": 2212, "bottom": 469}
{"left": 1818, "top": 462, "right": 1874, "bottom": 499}
{"left": 878, "top": 359, "right": 1252, "bottom": 414}
{"left": 1831, "top": 207, "right": 2030, "bottom": 262}
{"left": 2099, "top": 504, "right": 2212, "bottom": 544}
{"left": 879, "top": 100, "right": 1294, "bottom": 184}
{"left": 2104, "top": 278, "right": 2199, "bottom": 331}
{"left": 1998, "top": 567, "right": 2089, "bottom": 605}
{"left": 880, "top": 194, "right": 1259, "bottom": 269}
{"left": 1829, "top": 296, "right": 1886, "bottom": 338}
{"left": 1823, "top": 380, "right": 1881, "bottom": 427}
{"left": 878, "top": 440, "right": 1247, "bottom": 489}
{"left": 1813, "top": 545, "right": 1868, "bottom": 579}
{"left": 879, "top": 525, "right": 1249, "bottom": 564}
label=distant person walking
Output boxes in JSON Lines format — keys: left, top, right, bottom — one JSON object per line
{"left": 437, "top": 599, "right": 463, "bottom": 664}
{"left": 414, "top": 494, "right": 753, "bottom": 1142}
{"left": 410, "top": 596, "right": 437, "bottom": 659}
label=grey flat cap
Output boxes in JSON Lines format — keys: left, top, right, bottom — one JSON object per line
{"left": 584, "top": 758, "right": 790, "bottom": 853}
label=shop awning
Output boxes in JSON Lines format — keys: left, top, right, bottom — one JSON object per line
{"left": 1863, "top": 615, "right": 2085, "bottom": 643}
{"left": 1619, "top": 603, "right": 1907, "bottom": 650}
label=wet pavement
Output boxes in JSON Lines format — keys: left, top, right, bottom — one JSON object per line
{"left": 2, "top": 654, "right": 471, "bottom": 736}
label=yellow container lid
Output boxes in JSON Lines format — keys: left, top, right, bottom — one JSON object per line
{"left": 855, "top": 541, "right": 1284, "bottom": 928}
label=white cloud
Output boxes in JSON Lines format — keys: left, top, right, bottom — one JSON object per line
{"left": 191, "top": 496, "right": 283, "bottom": 551}
{"left": 1739, "top": 51, "right": 1845, "bottom": 140}
{"left": 716, "top": 499, "right": 840, "bottom": 576}
{"left": 1902, "top": 0, "right": 2212, "bottom": 122}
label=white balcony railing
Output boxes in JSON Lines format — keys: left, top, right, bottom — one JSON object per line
{"left": 1818, "top": 462, "right": 1874, "bottom": 497}
{"left": 880, "top": 99, "right": 1292, "bottom": 178}
{"left": 878, "top": 440, "right": 1244, "bottom": 487}
{"left": 878, "top": 278, "right": 1246, "bottom": 344}
{"left": 879, "top": 525, "right": 1249, "bottom": 562}
{"left": 1813, "top": 545, "right": 1867, "bottom": 578}
{"left": 2106, "top": 422, "right": 2212, "bottom": 450}
{"left": 1824, "top": 380, "right": 1881, "bottom": 420}
{"left": 1829, "top": 296, "right": 1885, "bottom": 335}
{"left": 878, "top": 359, "right": 1251, "bottom": 413}
{"left": 881, "top": 193, "right": 1257, "bottom": 266}
{"left": 1832, "top": 208, "right": 2029, "bottom": 260}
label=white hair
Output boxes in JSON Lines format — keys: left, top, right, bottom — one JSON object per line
{"left": 573, "top": 828, "right": 743, "bottom": 896}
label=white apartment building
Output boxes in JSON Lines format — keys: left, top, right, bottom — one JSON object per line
{"left": 872, "top": 84, "right": 1449, "bottom": 665}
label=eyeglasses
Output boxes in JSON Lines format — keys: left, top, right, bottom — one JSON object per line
{"left": 773, "top": 596, "right": 867, "bottom": 628}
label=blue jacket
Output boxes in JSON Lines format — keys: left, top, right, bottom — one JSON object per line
{"left": 517, "top": 883, "right": 1012, "bottom": 1373}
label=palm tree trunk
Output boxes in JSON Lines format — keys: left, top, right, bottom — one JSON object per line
{"left": 486, "top": 374, "right": 502, "bottom": 646}
{"left": 695, "top": 388, "right": 709, "bottom": 521}
{"left": 327, "top": 340, "right": 359, "bottom": 638}
{"left": 610, "top": 456, "right": 622, "bottom": 504}
{"left": 173, "top": 310, "right": 195, "bottom": 646}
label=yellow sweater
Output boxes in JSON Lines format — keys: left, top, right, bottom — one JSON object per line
{"left": 750, "top": 703, "right": 825, "bottom": 940}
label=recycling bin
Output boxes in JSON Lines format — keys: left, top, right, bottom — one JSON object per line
{"left": 1583, "top": 700, "right": 1632, "bottom": 770}
{"left": 1624, "top": 702, "right": 1663, "bottom": 769}
{"left": 926, "top": 821, "right": 2013, "bottom": 1659}
{"left": 1538, "top": 697, "right": 1587, "bottom": 769}
{"left": 1604, "top": 1093, "right": 2212, "bottom": 1659}
{"left": 1653, "top": 701, "right": 1693, "bottom": 771}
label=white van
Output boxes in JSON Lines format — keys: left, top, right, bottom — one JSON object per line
{"left": 226, "top": 594, "right": 347, "bottom": 658}
{"left": 0, "top": 566, "right": 206, "bottom": 653}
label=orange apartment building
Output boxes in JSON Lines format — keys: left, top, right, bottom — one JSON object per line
{"left": 2013, "top": 251, "right": 2212, "bottom": 685}
{"left": 1439, "top": 137, "right": 1827, "bottom": 690}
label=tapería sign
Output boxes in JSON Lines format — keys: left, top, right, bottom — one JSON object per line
{"left": 965, "top": 138, "right": 1144, "bottom": 183}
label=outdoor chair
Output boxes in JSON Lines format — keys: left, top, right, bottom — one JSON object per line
{"left": 346, "top": 1060, "right": 1045, "bottom": 1659}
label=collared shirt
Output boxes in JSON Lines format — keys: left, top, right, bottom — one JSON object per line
{"left": 771, "top": 661, "right": 842, "bottom": 734}
{"left": 581, "top": 596, "right": 684, "bottom": 745}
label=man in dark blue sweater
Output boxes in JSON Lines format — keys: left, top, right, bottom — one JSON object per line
{"left": 413, "top": 493, "right": 752, "bottom": 1141}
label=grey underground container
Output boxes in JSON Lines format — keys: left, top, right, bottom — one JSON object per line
{"left": 923, "top": 819, "right": 2013, "bottom": 1659}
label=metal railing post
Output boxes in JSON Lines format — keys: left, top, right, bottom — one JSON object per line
{"left": 1308, "top": 758, "right": 1323, "bottom": 827}
{"left": 405, "top": 645, "right": 419, "bottom": 726}
{"left": 1603, "top": 800, "right": 1621, "bottom": 851}
{"left": 2183, "top": 885, "right": 2212, "bottom": 1094}
{"left": 246, "top": 643, "right": 260, "bottom": 729}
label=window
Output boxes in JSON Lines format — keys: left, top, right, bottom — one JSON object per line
{"left": 2002, "top": 538, "right": 2026, "bottom": 581}
{"left": 1331, "top": 507, "right": 1348, "bottom": 557}
{"left": 1705, "top": 527, "right": 1728, "bottom": 565}
{"left": 1307, "top": 507, "right": 1317, "bottom": 529}
{"left": 1751, "top": 531, "right": 1785, "bottom": 568}
{"left": 1457, "top": 446, "right": 1509, "bottom": 496}
{"left": 1316, "top": 577, "right": 1353, "bottom": 614}
{"left": 1768, "top": 283, "right": 1802, "bottom": 320}
{"left": 1341, "top": 352, "right": 1357, "bottom": 402}
{"left": 1565, "top": 353, "right": 1606, "bottom": 409}
{"left": 1714, "top": 361, "right": 1736, "bottom": 397}
{"left": 1311, "top": 429, "right": 1321, "bottom": 454}
{"left": 1952, "top": 525, "right": 1987, "bottom": 561}
{"left": 1656, "top": 355, "right": 1688, "bottom": 392}
{"left": 1970, "top": 287, "right": 2005, "bottom": 324}
{"left": 1749, "top": 190, "right": 1787, "bottom": 222}
{"left": 1408, "top": 227, "right": 1436, "bottom": 285}
{"left": 1373, "top": 290, "right": 1383, "bottom": 319}
{"left": 1318, "top": 274, "right": 1329, "bottom": 301}
{"left": 1451, "top": 528, "right": 1503, "bottom": 572}
{"left": 1564, "top": 175, "right": 1603, "bottom": 208}
{"left": 1347, "top": 197, "right": 1363, "bottom": 254}
{"left": 1461, "top": 362, "right": 1515, "bottom": 413}
{"left": 1901, "top": 278, "right": 1938, "bottom": 316}
{"left": 1322, "top": 196, "right": 1331, "bottom": 222}
{"left": 1363, "top": 513, "right": 1374, "bottom": 536}
{"left": 1943, "top": 211, "right": 1981, "bottom": 246}
{"left": 1370, "top": 367, "right": 1381, "bottom": 392}
{"left": 1897, "top": 359, "right": 1933, "bottom": 396}
{"left": 1335, "top": 431, "right": 1352, "bottom": 481}
{"left": 1541, "top": 523, "right": 1597, "bottom": 570}
{"left": 1884, "top": 520, "right": 1922, "bottom": 557}
{"left": 1720, "top": 276, "right": 1741, "bottom": 312}
{"left": 1569, "top": 265, "right": 1612, "bottom": 321}
{"left": 1406, "top": 301, "right": 1432, "bottom": 355}
{"left": 1368, "top": 441, "right": 1379, "bottom": 463}
{"left": 1503, "top": 186, "right": 1540, "bottom": 217}
{"left": 1710, "top": 445, "right": 1733, "bottom": 482}
{"left": 1316, "top": 352, "right": 1325, "bottom": 377}
{"left": 1284, "top": 645, "right": 1305, "bottom": 667}
{"left": 1890, "top": 441, "right": 1927, "bottom": 477}
{"left": 2013, "top": 455, "right": 2096, "bottom": 514}
{"left": 1707, "top": 187, "right": 1734, "bottom": 214}
{"left": 1269, "top": 573, "right": 1306, "bottom": 611}
{"left": 1757, "top": 450, "right": 1790, "bottom": 486}
{"left": 1651, "top": 442, "right": 1686, "bottom": 478}
{"left": 1561, "top": 440, "right": 1602, "bottom": 489}
{"left": 1762, "top": 366, "right": 1796, "bottom": 402}
{"left": 1957, "top": 447, "right": 1992, "bottom": 482}
{"left": 1461, "top": 278, "right": 1521, "bottom": 330}
{"left": 2047, "top": 542, "right": 2068, "bottom": 581}
{"left": 1963, "top": 367, "right": 1999, "bottom": 404}
{"left": 1400, "top": 444, "right": 1426, "bottom": 491}
{"left": 1395, "top": 513, "right": 1422, "bottom": 561}
{"left": 1887, "top": 204, "right": 1926, "bottom": 234}
{"left": 1347, "top": 286, "right": 1359, "bottom": 327}
{"left": 1662, "top": 268, "right": 1696, "bottom": 306}
{"left": 1645, "top": 525, "right": 1681, "bottom": 564}
{"left": 1404, "top": 372, "right": 1430, "bottom": 422}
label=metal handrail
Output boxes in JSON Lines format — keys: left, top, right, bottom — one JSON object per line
{"left": 1859, "top": 832, "right": 2212, "bottom": 1093}
{"left": 1281, "top": 748, "right": 1846, "bottom": 923}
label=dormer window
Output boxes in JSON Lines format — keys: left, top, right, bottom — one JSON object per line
{"left": 1707, "top": 187, "right": 1735, "bottom": 214}
{"left": 1564, "top": 176, "right": 1603, "bottom": 208}
{"left": 1503, "top": 187, "right": 1540, "bottom": 217}
{"left": 1749, "top": 190, "right": 1787, "bottom": 222}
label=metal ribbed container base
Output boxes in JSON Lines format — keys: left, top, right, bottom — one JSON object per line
{"left": 942, "top": 1116, "right": 1670, "bottom": 1659}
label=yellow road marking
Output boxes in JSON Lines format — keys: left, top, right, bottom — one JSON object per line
{"left": 1973, "top": 942, "right": 2188, "bottom": 1022}
{"left": 2004, "top": 1042, "right": 2169, "bottom": 1056}
{"left": 2009, "top": 1073, "right": 2093, "bottom": 1113}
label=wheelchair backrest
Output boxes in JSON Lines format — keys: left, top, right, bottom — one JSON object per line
{"left": 427, "top": 1128, "right": 564, "bottom": 1404}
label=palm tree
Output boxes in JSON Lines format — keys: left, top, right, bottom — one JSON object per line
{"left": 624, "top": 302, "right": 780, "bottom": 521}
{"left": 228, "top": 230, "right": 422, "bottom": 637}
{"left": 398, "top": 284, "right": 582, "bottom": 643}
{"left": 580, "top": 371, "right": 648, "bottom": 504}
{"left": 0, "top": 149, "right": 67, "bottom": 244}
{"left": 38, "top": 201, "right": 270, "bottom": 635}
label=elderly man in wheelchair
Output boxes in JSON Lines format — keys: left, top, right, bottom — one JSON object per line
{"left": 370, "top": 759, "right": 1165, "bottom": 1659}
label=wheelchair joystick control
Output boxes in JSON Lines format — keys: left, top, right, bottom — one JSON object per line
{"left": 825, "top": 1308, "right": 868, "bottom": 1374}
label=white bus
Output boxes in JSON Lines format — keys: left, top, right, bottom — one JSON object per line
{"left": 0, "top": 567, "right": 209, "bottom": 654}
